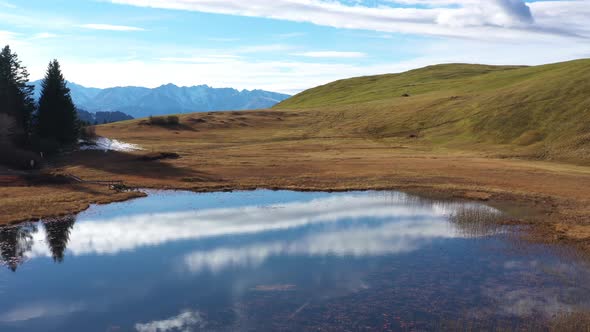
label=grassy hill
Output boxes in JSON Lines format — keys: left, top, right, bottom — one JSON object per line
{"left": 275, "top": 59, "right": 590, "bottom": 164}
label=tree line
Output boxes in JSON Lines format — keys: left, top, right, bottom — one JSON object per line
{"left": 0, "top": 45, "right": 80, "bottom": 154}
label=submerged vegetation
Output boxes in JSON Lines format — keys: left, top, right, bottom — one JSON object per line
{"left": 449, "top": 206, "right": 507, "bottom": 238}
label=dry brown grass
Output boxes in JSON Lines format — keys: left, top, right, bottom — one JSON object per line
{"left": 1, "top": 109, "right": 589, "bottom": 252}
{"left": 0, "top": 183, "right": 143, "bottom": 224}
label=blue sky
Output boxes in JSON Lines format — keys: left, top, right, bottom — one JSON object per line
{"left": 1, "top": 0, "right": 589, "bottom": 93}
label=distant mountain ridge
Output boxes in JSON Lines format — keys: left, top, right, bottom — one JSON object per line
{"left": 30, "top": 81, "right": 290, "bottom": 118}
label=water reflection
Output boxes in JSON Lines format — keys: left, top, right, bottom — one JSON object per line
{"left": 0, "top": 190, "right": 589, "bottom": 331}
{"left": 0, "top": 302, "right": 86, "bottom": 323}
{"left": 0, "top": 223, "right": 37, "bottom": 271}
{"left": 134, "top": 310, "right": 205, "bottom": 332}
{"left": 449, "top": 206, "right": 506, "bottom": 237}
{"left": 183, "top": 218, "right": 461, "bottom": 273}
{"left": 43, "top": 217, "right": 76, "bottom": 263}
{"left": 0, "top": 217, "right": 78, "bottom": 271}
{"left": 0, "top": 191, "right": 504, "bottom": 270}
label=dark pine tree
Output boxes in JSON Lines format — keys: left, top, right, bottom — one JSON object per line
{"left": 36, "top": 60, "right": 80, "bottom": 145}
{"left": 0, "top": 45, "right": 35, "bottom": 143}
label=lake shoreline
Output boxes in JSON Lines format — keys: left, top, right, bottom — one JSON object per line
{"left": 0, "top": 178, "right": 574, "bottom": 251}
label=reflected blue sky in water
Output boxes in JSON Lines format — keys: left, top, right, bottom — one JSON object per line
{"left": 0, "top": 190, "right": 589, "bottom": 331}
{"left": 24, "top": 191, "right": 491, "bottom": 259}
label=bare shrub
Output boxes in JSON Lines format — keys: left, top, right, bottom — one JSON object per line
{"left": 148, "top": 116, "right": 168, "bottom": 126}
{"left": 147, "top": 115, "right": 181, "bottom": 127}
{"left": 138, "top": 152, "right": 180, "bottom": 161}
{"left": 80, "top": 125, "right": 97, "bottom": 140}
{"left": 166, "top": 116, "right": 180, "bottom": 125}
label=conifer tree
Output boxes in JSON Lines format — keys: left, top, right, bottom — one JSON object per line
{"left": 36, "top": 60, "right": 79, "bottom": 145}
{"left": 0, "top": 45, "right": 35, "bottom": 142}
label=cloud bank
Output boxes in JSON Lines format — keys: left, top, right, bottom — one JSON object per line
{"left": 109, "top": 0, "right": 589, "bottom": 40}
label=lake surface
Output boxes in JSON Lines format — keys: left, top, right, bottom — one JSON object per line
{"left": 1, "top": 190, "right": 590, "bottom": 331}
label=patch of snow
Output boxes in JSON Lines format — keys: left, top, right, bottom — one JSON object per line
{"left": 80, "top": 137, "right": 143, "bottom": 152}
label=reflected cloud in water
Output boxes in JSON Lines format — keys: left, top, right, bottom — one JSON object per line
{"left": 2, "top": 190, "right": 590, "bottom": 331}
{"left": 183, "top": 218, "right": 463, "bottom": 273}
{"left": 486, "top": 257, "right": 590, "bottom": 317}
{"left": 134, "top": 310, "right": 205, "bottom": 332}
{"left": 0, "top": 302, "right": 86, "bottom": 323}
{"left": 0, "top": 191, "right": 501, "bottom": 270}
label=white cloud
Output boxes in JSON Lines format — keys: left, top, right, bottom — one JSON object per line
{"left": 275, "top": 32, "right": 306, "bottom": 38}
{"left": 435, "top": 0, "right": 533, "bottom": 27}
{"left": 108, "top": 0, "right": 590, "bottom": 40}
{"left": 0, "top": 1, "right": 16, "bottom": 9}
{"left": 135, "top": 310, "right": 205, "bottom": 332}
{"left": 0, "top": 30, "right": 30, "bottom": 50}
{"left": 293, "top": 51, "right": 367, "bottom": 58}
{"left": 530, "top": 0, "right": 590, "bottom": 37}
{"left": 0, "top": 30, "right": 17, "bottom": 41}
{"left": 78, "top": 24, "right": 145, "bottom": 31}
{"left": 158, "top": 55, "right": 242, "bottom": 64}
{"left": 236, "top": 43, "right": 293, "bottom": 53}
{"left": 0, "top": 11, "right": 72, "bottom": 30}
{"left": 392, "top": 0, "right": 533, "bottom": 25}
{"left": 206, "top": 37, "right": 240, "bottom": 42}
{"left": 32, "top": 32, "right": 58, "bottom": 39}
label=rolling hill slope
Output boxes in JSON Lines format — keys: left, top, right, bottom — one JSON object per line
{"left": 276, "top": 59, "right": 590, "bottom": 164}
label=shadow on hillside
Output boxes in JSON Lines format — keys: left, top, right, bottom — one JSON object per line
{"left": 138, "top": 120, "right": 198, "bottom": 132}
{"left": 60, "top": 150, "right": 206, "bottom": 180}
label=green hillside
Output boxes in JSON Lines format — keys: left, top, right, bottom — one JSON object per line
{"left": 275, "top": 59, "right": 590, "bottom": 164}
